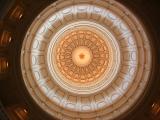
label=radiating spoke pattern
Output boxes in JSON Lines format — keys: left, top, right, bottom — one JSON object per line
{"left": 20, "top": 0, "right": 152, "bottom": 120}
{"left": 56, "top": 30, "right": 109, "bottom": 83}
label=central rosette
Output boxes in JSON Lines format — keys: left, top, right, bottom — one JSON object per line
{"left": 72, "top": 46, "right": 92, "bottom": 67}
{"left": 55, "top": 30, "right": 109, "bottom": 83}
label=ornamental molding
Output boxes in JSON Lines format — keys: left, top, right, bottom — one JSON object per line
{"left": 21, "top": 0, "right": 152, "bottom": 119}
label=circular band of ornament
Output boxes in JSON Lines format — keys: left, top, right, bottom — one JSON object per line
{"left": 48, "top": 21, "right": 120, "bottom": 94}
{"left": 55, "top": 29, "right": 110, "bottom": 83}
{"left": 21, "top": 0, "right": 152, "bottom": 120}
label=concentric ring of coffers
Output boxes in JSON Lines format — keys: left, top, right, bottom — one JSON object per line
{"left": 21, "top": 0, "right": 152, "bottom": 120}
{"left": 48, "top": 21, "right": 120, "bottom": 95}
{"left": 55, "top": 29, "right": 110, "bottom": 83}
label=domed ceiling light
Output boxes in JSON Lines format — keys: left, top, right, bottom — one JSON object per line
{"left": 21, "top": 0, "right": 152, "bottom": 119}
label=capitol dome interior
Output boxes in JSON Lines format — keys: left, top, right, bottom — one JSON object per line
{"left": 0, "top": 0, "right": 160, "bottom": 120}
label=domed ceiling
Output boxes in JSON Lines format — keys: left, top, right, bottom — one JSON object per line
{"left": 20, "top": 0, "right": 152, "bottom": 119}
